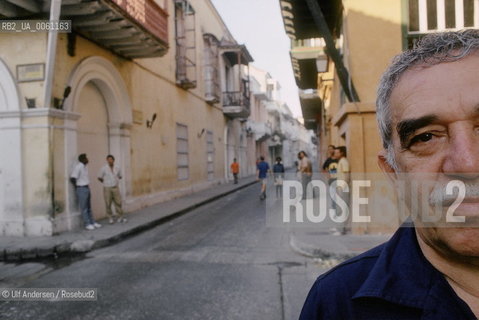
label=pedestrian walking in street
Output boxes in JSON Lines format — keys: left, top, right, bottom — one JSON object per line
{"left": 334, "top": 146, "right": 350, "bottom": 234}
{"left": 256, "top": 156, "right": 270, "bottom": 200}
{"left": 273, "top": 157, "right": 285, "bottom": 198}
{"left": 230, "top": 158, "right": 239, "bottom": 184}
{"left": 70, "top": 153, "right": 102, "bottom": 231}
{"left": 298, "top": 151, "right": 312, "bottom": 200}
{"left": 98, "top": 155, "right": 127, "bottom": 224}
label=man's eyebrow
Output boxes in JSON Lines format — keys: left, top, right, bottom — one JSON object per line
{"left": 396, "top": 115, "right": 437, "bottom": 148}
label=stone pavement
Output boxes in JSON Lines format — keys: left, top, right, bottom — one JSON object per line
{"left": 0, "top": 177, "right": 258, "bottom": 261}
{"left": 281, "top": 181, "right": 393, "bottom": 262}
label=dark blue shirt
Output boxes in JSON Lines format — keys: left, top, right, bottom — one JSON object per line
{"left": 273, "top": 163, "right": 285, "bottom": 173}
{"left": 299, "top": 226, "right": 476, "bottom": 319}
{"left": 257, "top": 161, "right": 269, "bottom": 179}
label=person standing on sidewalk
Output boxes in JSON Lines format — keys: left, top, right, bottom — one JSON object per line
{"left": 98, "top": 155, "right": 127, "bottom": 224}
{"left": 298, "top": 151, "right": 312, "bottom": 200}
{"left": 70, "top": 153, "right": 102, "bottom": 231}
{"left": 230, "top": 158, "right": 240, "bottom": 184}
{"left": 321, "top": 145, "right": 336, "bottom": 175}
{"left": 273, "top": 157, "right": 285, "bottom": 198}
{"left": 334, "top": 146, "right": 350, "bottom": 234}
{"left": 325, "top": 146, "right": 338, "bottom": 211}
{"left": 256, "top": 156, "right": 270, "bottom": 200}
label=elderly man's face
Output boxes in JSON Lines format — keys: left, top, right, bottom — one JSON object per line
{"left": 380, "top": 53, "right": 479, "bottom": 258}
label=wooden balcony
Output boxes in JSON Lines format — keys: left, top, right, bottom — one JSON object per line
{"left": 0, "top": 0, "right": 169, "bottom": 59}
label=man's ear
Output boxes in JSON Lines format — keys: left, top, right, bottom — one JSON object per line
{"left": 378, "top": 149, "right": 397, "bottom": 184}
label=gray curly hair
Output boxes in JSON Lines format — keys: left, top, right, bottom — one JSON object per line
{"left": 376, "top": 29, "right": 479, "bottom": 169}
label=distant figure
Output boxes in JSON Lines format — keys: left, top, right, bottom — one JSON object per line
{"left": 294, "top": 160, "right": 300, "bottom": 180}
{"left": 273, "top": 157, "right": 285, "bottom": 198}
{"left": 334, "top": 146, "right": 350, "bottom": 234}
{"left": 328, "top": 150, "right": 339, "bottom": 210}
{"left": 70, "top": 153, "right": 102, "bottom": 231}
{"left": 298, "top": 151, "right": 312, "bottom": 200}
{"left": 230, "top": 158, "right": 240, "bottom": 184}
{"left": 322, "top": 145, "right": 337, "bottom": 176}
{"left": 256, "top": 156, "right": 270, "bottom": 200}
{"left": 98, "top": 155, "right": 127, "bottom": 224}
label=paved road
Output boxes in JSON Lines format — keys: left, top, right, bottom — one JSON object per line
{"left": 0, "top": 183, "right": 329, "bottom": 320}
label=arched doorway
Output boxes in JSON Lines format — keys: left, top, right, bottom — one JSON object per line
{"left": 0, "top": 58, "right": 23, "bottom": 235}
{"left": 76, "top": 82, "right": 110, "bottom": 218}
{"left": 63, "top": 57, "right": 132, "bottom": 227}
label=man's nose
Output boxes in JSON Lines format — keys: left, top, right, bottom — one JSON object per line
{"left": 442, "top": 126, "right": 479, "bottom": 179}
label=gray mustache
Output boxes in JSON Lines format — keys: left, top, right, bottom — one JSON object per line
{"left": 429, "top": 181, "right": 479, "bottom": 206}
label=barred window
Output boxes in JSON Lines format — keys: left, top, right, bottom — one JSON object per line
{"left": 176, "top": 123, "right": 189, "bottom": 180}
{"left": 206, "top": 131, "right": 214, "bottom": 180}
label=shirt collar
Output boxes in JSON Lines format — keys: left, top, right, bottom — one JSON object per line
{"left": 352, "top": 226, "right": 440, "bottom": 309}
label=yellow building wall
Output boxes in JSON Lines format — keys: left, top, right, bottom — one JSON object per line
{"left": 0, "top": 0, "right": 237, "bottom": 227}
{"left": 343, "top": 0, "right": 403, "bottom": 103}
{"left": 0, "top": 0, "right": 251, "bottom": 235}
{"left": 0, "top": 33, "right": 46, "bottom": 109}
{"left": 50, "top": 0, "right": 230, "bottom": 201}
{"left": 325, "top": 2, "right": 405, "bottom": 233}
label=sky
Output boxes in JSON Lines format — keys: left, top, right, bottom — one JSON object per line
{"left": 210, "top": 0, "right": 302, "bottom": 118}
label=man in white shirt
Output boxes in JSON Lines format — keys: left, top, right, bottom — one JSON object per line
{"left": 98, "top": 155, "right": 126, "bottom": 224}
{"left": 70, "top": 153, "right": 101, "bottom": 231}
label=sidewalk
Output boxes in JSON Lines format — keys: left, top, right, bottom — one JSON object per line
{"left": 289, "top": 230, "right": 392, "bottom": 260}
{"left": 0, "top": 177, "right": 257, "bottom": 262}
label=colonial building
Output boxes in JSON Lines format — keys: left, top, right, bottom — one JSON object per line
{"left": 0, "top": 0, "right": 254, "bottom": 236}
{"left": 279, "top": 0, "right": 479, "bottom": 233}
{"left": 247, "top": 65, "right": 316, "bottom": 172}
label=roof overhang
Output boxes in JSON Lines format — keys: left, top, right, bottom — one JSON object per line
{"left": 0, "top": 0, "right": 169, "bottom": 59}
{"left": 279, "top": 0, "right": 343, "bottom": 40}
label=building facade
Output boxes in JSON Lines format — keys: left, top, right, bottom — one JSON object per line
{"left": 0, "top": 0, "right": 253, "bottom": 236}
{"left": 280, "top": 0, "right": 479, "bottom": 233}
{"left": 248, "top": 65, "right": 316, "bottom": 172}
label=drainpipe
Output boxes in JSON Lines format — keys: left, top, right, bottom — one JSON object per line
{"left": 43, "top": 0, "right": 62, "bottom": 220}
{"left": 42, "top": 0, "right": 62, "bottom": 109}
{"left": 304, "top": 0, "right": 360, "bottom": 103}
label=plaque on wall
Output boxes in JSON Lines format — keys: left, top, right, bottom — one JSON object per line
{"left": 16, "top": 63, "right": 45, "bottom": 82}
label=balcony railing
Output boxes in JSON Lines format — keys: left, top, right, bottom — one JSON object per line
{"left": 222, "top": 91, "right": 250, "bottom": 118}
{"left": 223, "top": 91, "right": 249, "bottom": 107}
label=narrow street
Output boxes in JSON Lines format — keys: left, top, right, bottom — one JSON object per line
{"left": 0, "top": 183, "right": 329, "bottom": 320}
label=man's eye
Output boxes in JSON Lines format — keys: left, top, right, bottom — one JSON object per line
{"left": 409, "top": 132, "right": 433, "bottom": 145}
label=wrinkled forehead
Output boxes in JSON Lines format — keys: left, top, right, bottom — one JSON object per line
{"left": 393, "top": 56, "right": 479, "bottom": 112}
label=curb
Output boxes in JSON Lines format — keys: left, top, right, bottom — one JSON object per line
{"left": 289, "top": 235, "right": 357, "bottom": 261}
{"left": 1, "top": 180, "right": 258, "bottom": 262}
